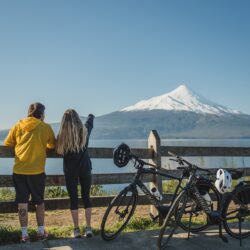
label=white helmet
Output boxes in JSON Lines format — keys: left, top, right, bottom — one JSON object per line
{"left": 215, "top": 169, "right": 232, "bottom": 194}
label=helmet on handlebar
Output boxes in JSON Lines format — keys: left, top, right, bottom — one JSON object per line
{"left": 113, "top": 143, "right": 131, "bottom": 168}
{"left": 215, "top": 169, "right": 232, "bottom": 194}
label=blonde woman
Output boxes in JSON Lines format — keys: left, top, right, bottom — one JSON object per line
{"left": 57, "top": 110, "right": 94, "bottom": 238}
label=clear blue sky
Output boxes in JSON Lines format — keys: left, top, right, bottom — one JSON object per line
{"left": 0, "top": 0, "right": 249, "bottom": 130}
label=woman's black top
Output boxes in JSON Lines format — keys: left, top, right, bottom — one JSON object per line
{"left": 63, "top": 115, "right": 94, "bottom": 173}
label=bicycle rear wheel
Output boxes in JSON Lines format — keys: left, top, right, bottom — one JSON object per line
{"left": 178, "top": 181, "right": 221, "bottom": 233}
{"left": 101, "top": 185, "right": 138, "bottom": 241}
{"left": 158, "top": 190, "right": 188, "bottom": 250}
{"left": 223, "top": 184, "right": 250, "bottom": 239}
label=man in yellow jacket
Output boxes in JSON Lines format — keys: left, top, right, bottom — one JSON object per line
{"left": 4, "top": 102, "right": 56, "bottom": 243}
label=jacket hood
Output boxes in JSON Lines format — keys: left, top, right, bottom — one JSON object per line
{"left": 19, "top": 117, "right": 42, "bottom": 132}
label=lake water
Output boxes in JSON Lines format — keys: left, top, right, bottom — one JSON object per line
{"left": 1, "top": 138, "right": 250, "bottom": 193}
{"left": 1, "top": 138, "right": 250, "bottom": 175}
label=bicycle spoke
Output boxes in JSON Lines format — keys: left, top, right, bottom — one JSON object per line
{"left": 101, "top": 187, "right": 137, "bottom": 241}
{"left": 223, "top": 185, "right": 250, "bottom": 239}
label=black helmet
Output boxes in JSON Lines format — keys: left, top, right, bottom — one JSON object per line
{"left": 113, "top": 143, "right": 131, "bottom": 168}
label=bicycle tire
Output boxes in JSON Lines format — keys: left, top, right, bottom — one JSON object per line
{"left": 223, "top": 183, "right": 250, "bottom": 239}
{"left": 101, "top": 185, "right": 138, "bottom": 241}
{"left": 158, "top": 190, "right": 188, "bottom": 250}
{"left": 177, "top": 181, "right": 221, "bottom": 233}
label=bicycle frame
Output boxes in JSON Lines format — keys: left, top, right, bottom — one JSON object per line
{"left": 131, "top": 166, "right": 184, "bottom": 210}
{"left": 180, "top": 168, "right": 250, "bottom": 245}
{"left": 184, "top": 170, "right": 220, "bottom": 221}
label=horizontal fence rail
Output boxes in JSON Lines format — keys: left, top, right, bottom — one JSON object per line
{"left": 161, "top": 146, "right": 250, "bottom": 157}
{"left": 0, "top": 173, "right": 153, "bottom": 187}
{"left": 1, "top": 168, "right": 250, "bottom": 188}
{"left": 0, "top": 194, "right": 174, "bottom": 213}
{"left": 1, "top": 129, "right": 250, "bottom": 214}
{"left": 0, "top": 146, "right": 154, "bottom": 159}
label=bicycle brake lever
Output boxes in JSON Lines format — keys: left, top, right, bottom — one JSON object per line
{"left": 169, "top": 158, "right": 178, "bottom": 162}
{"left": 177, "top": 166, "right": 186, "bottom": 170}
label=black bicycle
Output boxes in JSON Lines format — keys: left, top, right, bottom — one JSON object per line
{"left": 158, "top": 152, "right": 250, "bottom": 249}
{"left": 101, "top": 144, "right": 219, "bottom": 241}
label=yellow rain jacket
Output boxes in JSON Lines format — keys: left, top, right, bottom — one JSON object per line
{"left": 4, "top": 117, "right": 56, "bottom": 175}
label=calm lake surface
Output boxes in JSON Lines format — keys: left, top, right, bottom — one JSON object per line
{"left": 1, "top": 138, "right": 250, "bottom": 192}
{"left": 1, "top": 139, "right": 250, "bottom": 176}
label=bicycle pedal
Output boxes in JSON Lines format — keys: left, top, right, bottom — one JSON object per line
{"left": 158, "top": 205, "right": 170, "bottom": 218}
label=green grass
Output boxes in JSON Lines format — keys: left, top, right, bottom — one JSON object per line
{"left": 124, "top": 217, "right": 159, "bottom": 231}
{"left": 0, "top": 185, "right": 108, "bottom": 201}
{"left": 0, "top": 225, "right": 83, "bottom": 245}
{"left": 162, "top": 179, "right": 186, "bottom": 194}
{"left": 0, "top": 188, "right": 15, "bottom": 200}
{"left": 0, "top": 226, "right": 21, "bottom": 245}
{"left": 0, "top": 216, "right": 159, "bottom": 245}
{"left": 0, "top": 226, "right": 43, "bottom": 244}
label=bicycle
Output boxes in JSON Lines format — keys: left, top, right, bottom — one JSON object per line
{"left": 158, "top": 152, "right": 250, "bottom": 249}
{"left": 100, "top": 143, "right": 220, "bottom": 241}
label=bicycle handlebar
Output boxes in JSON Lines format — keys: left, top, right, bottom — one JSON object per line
{"left": 129, "top": 153, "right": 156, "bottom": 168}
{"left": 128, "top": 149, "right": 212, "bottom": 173}
{"left": 169, "top": 151, "right": 211, "bottom": 174}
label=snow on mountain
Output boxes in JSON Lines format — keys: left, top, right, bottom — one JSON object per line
{"left": 121, "top": 84, "right": 241, "bottom": 115}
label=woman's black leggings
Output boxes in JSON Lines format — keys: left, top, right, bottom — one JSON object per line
{"left": 64, "top": 166, "right": 92, "bottom": 210}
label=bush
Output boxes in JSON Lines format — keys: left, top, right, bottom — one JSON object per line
{"left": 126, "top": 217, "right": 157, "bottom": 231}
{"left": 90, "top": 185, "right": 107, "bottom": 196}
{"left": 45, "top": 186, "right": 68, "bottom": 198}
{"left": 162, "top": 179, "right": 181, "bottom": 194}
{"left": 0, "top": 184, "right": 107, "bottom": 201}
{"left": 0, "top": 188, "right": 15, "bottom": 201}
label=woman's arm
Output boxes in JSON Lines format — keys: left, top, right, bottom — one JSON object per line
{"left": 85, "top": 114, "right": 94, "bottom": 134}
{"left": 84, "top": 114, "right": 94, "bottom": 149}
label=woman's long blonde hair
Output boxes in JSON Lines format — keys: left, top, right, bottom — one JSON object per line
{"left": 56, "top": 109, "right": 88, "bottom": 155}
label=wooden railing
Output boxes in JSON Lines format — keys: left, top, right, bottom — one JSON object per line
{"left": 0, "top": 130, "right": 250, "bottom": 213}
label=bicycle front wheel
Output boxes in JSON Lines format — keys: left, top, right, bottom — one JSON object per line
{"left": 101, "top": 185, "right": 138, "bottom": 241}
{"left": 223, "top": 184, "right": 250, "bottom": 239}
{"left": 158, "top": 190, "right": 188, "bottom": 250}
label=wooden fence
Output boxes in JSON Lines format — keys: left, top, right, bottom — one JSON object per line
{"left": 0, "top": 130, "right": 250, "bottom": 213}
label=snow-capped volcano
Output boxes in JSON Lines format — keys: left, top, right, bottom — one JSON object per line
{"left": 121, "top": 85, "right": 241, "bottom": 115}
{"left": 1, "top": 84, "right": 250, "bottom": 140}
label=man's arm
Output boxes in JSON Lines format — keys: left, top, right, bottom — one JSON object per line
{"left": 4, "top": 125, "right": 17, "bottom": 147}
{"left": 46, "top": 126, "right": 56, "bottom": 149}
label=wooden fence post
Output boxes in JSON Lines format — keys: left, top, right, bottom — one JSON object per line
{"left": 148, "top": 130, "right": 162, "bottom": 224}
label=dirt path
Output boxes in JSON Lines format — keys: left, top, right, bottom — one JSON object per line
{"left": 0, "top": 206, "right": 150, "bottom": 228}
